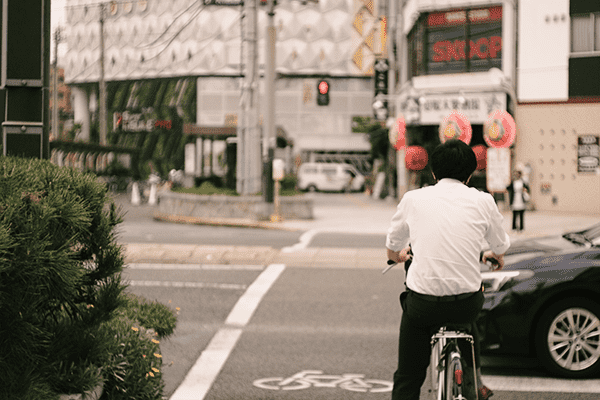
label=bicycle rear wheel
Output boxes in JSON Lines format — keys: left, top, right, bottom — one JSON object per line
{"left": 445, "top": 356, "right": 466, "bottom": 400}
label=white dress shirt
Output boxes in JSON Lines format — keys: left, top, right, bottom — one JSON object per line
{"left": 386, "top": 179, "right": 510, "bottom": 296}
{"left": 511, "top": 179, "right": 526, "bottom": 211}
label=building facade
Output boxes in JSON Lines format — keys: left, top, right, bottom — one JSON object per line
{"left": 393, "top": 0, "right": 517, "bottom": 194}
{"left": 516, "top": 0, "right": 600, "bottom": 213}
{"left": 49, "top": 67, "right": 73, "bottom": 140}
{"left": 62, "top": 0, "right": 388, "bottom": 179}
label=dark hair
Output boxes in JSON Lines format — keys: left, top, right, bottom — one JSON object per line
{"left": 430, "top": 139, "right": 477, "bottom": 182}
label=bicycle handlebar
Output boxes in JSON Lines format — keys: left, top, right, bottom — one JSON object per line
{"left": 382, "top": 260, "right": 396, "bottom": 275}
{"left": 383, "top": 251, "right": 500, "bottom": 275}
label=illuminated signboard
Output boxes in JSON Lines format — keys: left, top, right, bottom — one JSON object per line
{"left": 408, "top": 6, "right": 502, "bottom": 77}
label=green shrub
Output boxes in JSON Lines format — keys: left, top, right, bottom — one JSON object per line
{"left": 174, "top": 181, "right": 238, "bottom": 196}
{"left": 280, "top": 174, "right": 297, "bottom": 191}
{"left": 194, "top": 174, "right": 224, "bottom": 188}
{"left": 119, "top": 294, "right": 177, "bottom": 339}
{"left": 0, "top": 157, "right": 176, "bottom": 399}
{"left": 100, "top": 317, "right": 165, "bottom": 399}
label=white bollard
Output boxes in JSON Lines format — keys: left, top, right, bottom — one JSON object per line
{"left": 131, "top": 182, "right": 141, "bottom": 206}
{"left": 148, "top": 182, "right": 157, "bottom": 205}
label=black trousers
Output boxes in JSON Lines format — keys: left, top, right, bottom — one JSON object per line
{"left": 391, "top": 289, "right": 484, "bottom": 400}
{"left": 512, "top": 209, "right": 525, "bottom": 231}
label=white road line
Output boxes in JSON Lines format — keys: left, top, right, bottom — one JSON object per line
{"left": 281, "top": 229, "right": 319, "bottom": 253}
{"left": 128, "top": 281, "right": 247, "bottom": 290}
{"left": 170, "top": 263, "right": 286, "bottom": 400}
{"left": 485, "top": 375, "right": 600, "bottom": 393}
{"left": 169, "top": 328, "right": 243, "bottom": 400}
{"left": 225, "top": 263, "right": 285, "bottom": 327}
{"left": 126, "top": 263, "right": 264, "bottom": 270}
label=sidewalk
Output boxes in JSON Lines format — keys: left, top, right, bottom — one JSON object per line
{"left": 116, "top": 192, "right": 600, "bottom": 268}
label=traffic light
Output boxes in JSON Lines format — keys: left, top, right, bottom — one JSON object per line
{"left": 317, "top": 80, "right": 329, "bottom": 106}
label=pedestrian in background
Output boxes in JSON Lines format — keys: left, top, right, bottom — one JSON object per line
{"left": 506, "top": 170, "right": 530, "bottom": 233}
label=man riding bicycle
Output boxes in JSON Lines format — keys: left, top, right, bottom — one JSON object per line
{"left": 386, "top": 139, "right": 510, "bottom": 400}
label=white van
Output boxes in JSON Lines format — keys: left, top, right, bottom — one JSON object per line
{"left": 297, "top": 162, "right": 365, "bottom": 192}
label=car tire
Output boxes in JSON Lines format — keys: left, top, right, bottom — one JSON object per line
{"left": 307, "top": 185, "right": 317, "bottom": 193}
{"left": 535, "top": 297, "right": 600, "bottom": 378}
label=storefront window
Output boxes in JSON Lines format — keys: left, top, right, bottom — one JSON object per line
{"left": 408, "top": 6, "right": 503, "bottom": 78}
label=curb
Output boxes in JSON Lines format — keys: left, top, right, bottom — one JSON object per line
{"left": 152, "top": 212, "right": 302, "bottom": 231}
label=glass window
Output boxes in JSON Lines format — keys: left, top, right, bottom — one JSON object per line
{"left": 572, "top": 14, "right": 593, "bottom": 52}
{"left": 595, "top": 14, "right": 600, "bottom": 51}
{"left": 409, "top": 6, "right": 503, "bottom": 78}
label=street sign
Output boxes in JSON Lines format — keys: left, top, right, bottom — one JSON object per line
{"left": 374, "top": 58, "right": 389, "bottom": 96}
{"left": 578, "top": 135, "right": 599, "bottom": 173}
{"left": 373, "top": 59, "right": 389, "bottom": 121}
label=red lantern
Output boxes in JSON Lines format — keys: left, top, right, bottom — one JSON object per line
{"left": 484, "top": 110, "right": 516, "bottom": 148}
{"left": 391, "top": 115, "right": 406, "bottom": 150}
{"left": 472, "top": 144, "right": 487, "bottom": 170}
{"left": 405, "top": 146, "right": 428, "bottom": 171}
{"left": 439, "top": 111, "right": 472, "bottom": 144}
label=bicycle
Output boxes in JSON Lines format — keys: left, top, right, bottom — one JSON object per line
{"left": 384, "top": 256, "right": 498, "bottom": 400}
{"left": 429, "top": 324, "right": 478, "bottom": 400}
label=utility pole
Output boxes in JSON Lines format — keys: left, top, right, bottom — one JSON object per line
{"left": 238, "top": 0, "right": 261, "bottom": 194}
{"left": 262, "top": 0, "right": 276, "bottom": 203}
{"left": 52, "top": 27, "right": 61, "bottom": 140}
{"left": 98, "top": 3, "right": 108, "bottom": 146}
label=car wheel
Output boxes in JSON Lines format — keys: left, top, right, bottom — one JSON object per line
{"left": 307, "top": 185, "right": 317, "bottom": 193}
{"left": 535, "top": 297, "right": 600, "bottom": 378}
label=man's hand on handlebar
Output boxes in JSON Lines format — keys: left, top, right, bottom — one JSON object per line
{"left": 387, "top": 246, "right": 413, "bottom": 264}
{"left": 481, "top": 250, "right": 505, "bottom": 271}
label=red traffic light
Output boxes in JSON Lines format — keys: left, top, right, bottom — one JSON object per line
{"left": 318, "top": 80, "right": 329, "bottom": 95}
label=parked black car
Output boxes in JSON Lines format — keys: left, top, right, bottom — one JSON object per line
{"left": 478, "top": 223, "right": 600, "bottom": 379}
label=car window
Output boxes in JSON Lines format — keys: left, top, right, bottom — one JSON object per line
{"left": 322, "top": 167, "right": 337, "bottom": 175}
{"left": 344, "top": 168, "right": 356, "bottom": 178}
{"left": 302, "top": 167, "right": 318, "bottom": 174}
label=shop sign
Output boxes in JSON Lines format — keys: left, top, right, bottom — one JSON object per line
{"left": 578, "top": 135, "right": 600, "bottom": 173}
{"left": 114, "top": 111, "right": 172, "bottom": 133}
{"left": 486, "top": 147, "right": 511, "bottom": 192}
{"left": 419, "top": 93, "right": 505, "bottom": 125}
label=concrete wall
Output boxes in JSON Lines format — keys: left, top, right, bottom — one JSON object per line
{"left": 157, "top": 191, "right": 314, "bottom": 222}
{"left": 515, "top": 102, "right": 600, "bottom": 214}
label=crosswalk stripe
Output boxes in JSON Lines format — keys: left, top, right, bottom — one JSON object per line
{"left": 170, "top": 264, "right": 286, "bottom": 400}
{"left": 126, "top": 263, "right": 264, "bottom": 270}
{"left": 128, "top": 280, "right": 247, "bottom": 290}
{"left": 485, "top": 375, "right": 600, "bottom": 393}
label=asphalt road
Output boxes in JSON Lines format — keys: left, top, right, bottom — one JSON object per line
{"left": 116, "top": 193, "right": 600, "bottom": 399}
{"left": 123, "top": 262, "right": 600, "bottom": 400}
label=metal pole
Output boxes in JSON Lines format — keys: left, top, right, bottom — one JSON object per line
{"left": 263, "top": 0, "right": 276, "bottom": 203}
{"left": 395, "top": 0, "right": 408, "bottom": 199}
{"left": 99, "top": 3, "right": 107, "bottom": 146}
{"left": 52, "top": 27, "right": 61, "bottom": 140}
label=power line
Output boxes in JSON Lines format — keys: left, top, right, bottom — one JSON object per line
{"left": 140, "top": 6, "right": 206, "bottom": 62}
{"left": 137, "top": 1, "right": 203, "bottom": 49}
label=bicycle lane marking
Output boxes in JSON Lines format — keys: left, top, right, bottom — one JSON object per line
{"left": 169, "top": 263, "right": 286, "bottom": 400}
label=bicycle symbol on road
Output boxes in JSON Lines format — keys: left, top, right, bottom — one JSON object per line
{"left": 253, "top": 370, "right": 393, "bottom": 393}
